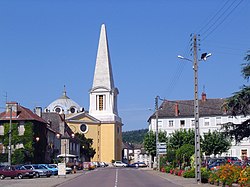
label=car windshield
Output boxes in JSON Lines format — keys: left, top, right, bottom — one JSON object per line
{"left": 33, "top": 165, "right": 39, "bottom": 169}
{"left": 39, "top": 165, "right": 47, "bottom": 169}
{"left": 25, "top": 166, "right": 32, "bottom": 169}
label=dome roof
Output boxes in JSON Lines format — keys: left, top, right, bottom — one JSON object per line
{"left": 44, "top": 89, "right": 82, "bottom": 114}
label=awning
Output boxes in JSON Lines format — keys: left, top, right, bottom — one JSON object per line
{"left": 57, "top": 154, "right": 77, "bottom": 158}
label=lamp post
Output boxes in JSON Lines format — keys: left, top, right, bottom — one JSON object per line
{"left": 177, "top": 34, "right": 211, "bottom": 183}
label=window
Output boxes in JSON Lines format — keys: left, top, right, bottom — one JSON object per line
{"left": 70, "top": 107, "right": 76, "bottom": 113}
{"left": 191, "top": 120, "right": 195, "bottom": 126}
{"left": 80, "top": 124, "right": 88, "bottom": 133}
{"left": 99, "top": 95, "right": 104, "bottom": 110}
{"left": 180, "top": 120, "right": 185, "bottom": 127}
{"left": 204, "top": 118, "right": 209, "bottom": 126}
{"left": 0, "top": 125, "right": 4, "bottom": 135}
{"left": 55, "top": 107, "right": 61, "bottom": 113}
{"left": 18, "top": 123, "right": 25, "bottom": 136}
{"left": 169, "top": 120, "right": 173, "bottom": 127}
{"left": 241, "top": 149, "right": 248, "bottom": 160}
{"left": 216, "top": 117, "right": 222, "bottom": 126}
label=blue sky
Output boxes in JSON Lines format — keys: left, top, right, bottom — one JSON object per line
{"left": 0, "top": 0, "right": 249, "bottom": 131}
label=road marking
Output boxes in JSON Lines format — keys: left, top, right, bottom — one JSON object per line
{"left": 114, "top": 169, "right": 118, "bottom": 187}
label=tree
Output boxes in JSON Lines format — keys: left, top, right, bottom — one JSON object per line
{"left": 176, "top": 144, "right": 195, "bottom": 168}
{"left": 223, "top": 50, "right": 250, "bottom": 143}
{"left": 168, "top": 129, "right": 195, "bottom": 150}
{"left": 75, "top": 133, "right": 96, "bottom": 161}
{"left": 143, "top": 131, "right": 167, "bottom": 157}
{"left": 122, "top": 129, "right": 148, "bottom": 144}
{"left": 201, "top": 130, "right": 231, "bottom": 156}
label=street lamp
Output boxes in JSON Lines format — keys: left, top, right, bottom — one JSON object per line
{"left": 178, "top": 40, "right": 211, "bottom": 183}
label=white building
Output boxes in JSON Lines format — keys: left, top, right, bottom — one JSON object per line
{"left": 148, "top": 93, "right": 250, "bottom": 159}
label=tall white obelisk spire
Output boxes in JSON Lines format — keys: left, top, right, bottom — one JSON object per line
{"left": 89, "top": 24, "right": 121, "bottom": 123}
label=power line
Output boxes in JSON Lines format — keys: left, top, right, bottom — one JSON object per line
{"left": 202, "top": 0, "right": 244, "bottom": 41}
{"left": 197, "top": 0, "right": 232, "bottom": 34}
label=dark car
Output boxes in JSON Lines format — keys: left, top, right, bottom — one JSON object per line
{"left": 208, "top": 160, "right": 226, "bottom": 170}
{"left": 0, "top": 165, "right": 35, "bottom": 180}
{"left": 224, "top": 156, "right": 241, "bottom": 164}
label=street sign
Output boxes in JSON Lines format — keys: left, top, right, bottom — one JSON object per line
{"left": 158, "top": 148, "right": 167, "bottom": 154}
{"left": 157, "top": 142, "right": 166, "bottom": 149}
{"left": 157, "top": 142, "right": 167, "bottom": 154}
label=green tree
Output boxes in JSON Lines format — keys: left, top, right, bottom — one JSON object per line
{"left": 143, "top": 131, "right": 167, "bottom": 157}
{"left": 176, "top": 144, "right": 195, "bottom": 168}
{"left": 169, "top": 129, "right": 195, "bottom": 149}
{"left": 122, "top": 129, "right": 148, "bottom": 144}
{"left": 75, "top": 133, "right": 96, "bottom": 161}
{"left": 222, "top": 50, "right": 250, "bottom": 143}
{"left": 201, "top": 130, "right": 231, "bottom": 156}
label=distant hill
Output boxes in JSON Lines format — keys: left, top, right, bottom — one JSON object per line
{"left": 122, "top": 129, "right": 148, "bottom": 144}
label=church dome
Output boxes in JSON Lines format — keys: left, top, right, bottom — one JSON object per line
{"left": 44, "top": 88, "right": 82, "bottom": 114}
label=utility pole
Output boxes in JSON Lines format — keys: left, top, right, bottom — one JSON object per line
{"left": 8, "top": 106, "right": 12, "bottom": 165}
{"left": 155, "top": 96, "right": 159, "bottom": 171}
{"left": 193, "top": 34, "right": 201, "bottom": 183}
{"left": 177, "top": 34, "right": 211, "bottom": 184}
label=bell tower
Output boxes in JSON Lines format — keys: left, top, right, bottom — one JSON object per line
{"left": 89, "top": 24, "right": 121, "bottom": 123}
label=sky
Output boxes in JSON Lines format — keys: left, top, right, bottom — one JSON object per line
{"left": 0, "top": 0, "right": 249, "bottom": 131}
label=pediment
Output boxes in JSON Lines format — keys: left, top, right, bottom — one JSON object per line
{"left": 66, "top": 112, "right": 100, "bottom": 124}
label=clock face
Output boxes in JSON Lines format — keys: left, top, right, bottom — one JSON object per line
{"left": 69, "top": 125, "right": 76, "bottom": 133}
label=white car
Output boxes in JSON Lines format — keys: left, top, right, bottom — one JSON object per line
{"left": 113, "top": 161, "right": 127, "bottom": 167}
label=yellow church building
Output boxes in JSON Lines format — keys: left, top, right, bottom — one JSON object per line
{"left": 44, "top": 24, "right": 122, "bottom": 163}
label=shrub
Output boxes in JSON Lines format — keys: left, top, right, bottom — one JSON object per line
{"left": 164, "top": 166, "right": 172, "bottom": 173}
{"left": 183, "top": 168, "right": 195, "bottom": 178}
{"left": 238, "top": 167, "right": 250, "bottom": 187}
{"left": 201, "top": 168, "right": 211, "bottom": 183}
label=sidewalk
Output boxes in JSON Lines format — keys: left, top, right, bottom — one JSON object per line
{"left": 143, "top": 168, "right": 214, "bottom": 187}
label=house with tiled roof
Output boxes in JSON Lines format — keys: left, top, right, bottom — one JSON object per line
{"left": 0, "top": 102, "right": 48, "bottom": 163}
{"left": 148, "top": 93, "right": 250, "bottom": 159}
{"left": 41, "top": 111, "right": 80, "bottom": 162}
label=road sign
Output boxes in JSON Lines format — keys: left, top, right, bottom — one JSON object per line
{"left": 157, "top": 142, "right": 166, "bottom": 149}
{"left": 158, "top": 148, "right": 167, "bottom": 154}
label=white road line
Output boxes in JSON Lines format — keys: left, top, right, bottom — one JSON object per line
{"left": 114, "top": 169, "right": 118, "bottom": 187}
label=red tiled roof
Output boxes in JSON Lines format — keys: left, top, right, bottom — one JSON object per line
{"left": 0, "top": 104, "right": 47, "bottom": 123}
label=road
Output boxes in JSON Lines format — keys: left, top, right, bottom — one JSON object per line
{"left": 58, "top": 167, "right": 181, "bottom": 187}
{"left": 0, "top": 167, "right": 181, "bottom": 187}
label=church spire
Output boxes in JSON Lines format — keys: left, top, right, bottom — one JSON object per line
{"left": 92, "top": 24, "right": 114, "bottom": 90}
{"left": 89, "top": 24, "right": 121, "bottom": 122}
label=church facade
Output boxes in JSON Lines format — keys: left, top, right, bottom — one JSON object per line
{"left": 45, "top": 24, "right": 122, "bottom": 163}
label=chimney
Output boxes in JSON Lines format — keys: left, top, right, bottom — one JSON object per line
{"left": 34, "top": 107, "right": 42, "bottom": 117}
{"left": 174, "top": 103, "right": 179, "bottom": 116}
{"left": 6, "top": 102, "right": 18, "bottom": 118}
{"left": 202, "top": 92, "right": 207, "bottom": 102}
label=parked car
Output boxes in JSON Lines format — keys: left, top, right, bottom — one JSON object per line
{"left": 113, "top": 161, "right": 128, "bottom": 167}
{"left": 99, "top": 162, "right": 108, "bottom": 167}
{"left": 14, "top": 165, "right": 36, "bottom": 178}
{"left": 242, "top": 160, "right": 250, "bottom": 168}
{"left": 224, "top": 156, "right": 241, "bottom": 164}
{"left": 130, "top": 162, "right": 147, "bottom": 167}
{"left": 207, "top": 158, "right": 226, "bottom": 166}
{"left": 23, "top": 164, "right": 52, "bottom": 178}
{"left": 49, "top": 164, "right": 72, "bottom": 174}
{"left": 0, "top": 165, "right": 35, "bottom": 180}
{"left": 40, "top": 164, "right": 58, "bottom": 175}
{"left": 208, "top": 160, "right": 226, "bottom": 170}
{"left": 83, "top": 162, "right": 96, "bottom": 170}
